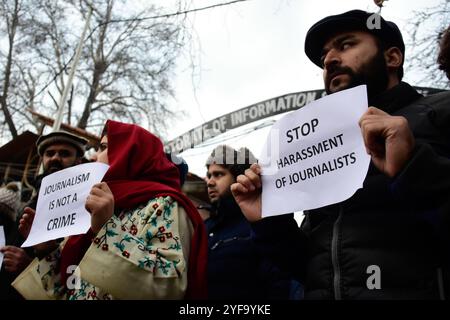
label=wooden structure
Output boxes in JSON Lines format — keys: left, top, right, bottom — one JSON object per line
{"left": 0, "top": 130, "right": 40, "bottom": 188}
{"left": 0, "top": 111, "right": 101, "bottom": 200}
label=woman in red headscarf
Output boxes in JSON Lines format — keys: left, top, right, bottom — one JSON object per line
{"left": 13, "top": 120, "right": 207, "bottom": 300}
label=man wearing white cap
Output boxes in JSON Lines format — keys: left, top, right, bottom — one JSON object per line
{"left": 36, "top": 131, "right": 88, "bottom": 177}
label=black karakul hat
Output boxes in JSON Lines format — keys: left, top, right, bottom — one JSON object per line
{"left": 304, "top": 10, "right": 405, "bottom": 68}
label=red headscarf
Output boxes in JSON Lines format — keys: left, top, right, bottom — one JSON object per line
{"left": 60, "top": 120, "right": 207, "bottom": 299}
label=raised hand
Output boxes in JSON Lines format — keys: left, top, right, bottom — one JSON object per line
{"left": 231, "top": 163, "right": 263, "bottom": 222}
{"left": 359, "top": 107, "right": 415, "bottom": 178}
{"left": 19, "top": 207, "right": 36, "bottom": 239}
{"left": 85, "top": 182, "right": 115, "bottom": 233}
{"left": 19, "top": 206, "right": 59, "bottom": 258}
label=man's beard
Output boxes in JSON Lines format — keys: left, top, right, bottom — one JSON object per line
{"left": 209, "top": 189, "right": 234, "bottom": 208}
{"left": 43, "top": 160, "right": 74, "bottom": 176}
{"left": 325, "top": 50, "right": 389, "bottom": 100}
{"left": 209, "top": 189, "right": 232, "bottom": 206}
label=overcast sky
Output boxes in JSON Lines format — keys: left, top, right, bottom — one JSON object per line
{"left": 156, "top": 0, "right": 442, "bottom": 177}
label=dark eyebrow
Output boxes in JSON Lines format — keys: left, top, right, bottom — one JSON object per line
{"left": 210, "top": 169, "right": 226, "bottom": 176}
{"left": 334, "top": 34, "right": 357, "bottom": 44}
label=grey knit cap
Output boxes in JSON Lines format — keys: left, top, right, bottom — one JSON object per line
{"left": 206, "top": 145, "right": 257, "bottom": 179}
{"left": 0, "top": 182, "right": 21, "bottom": 221}
{"left": 36, "top": 131, "right": 88, "bottom": 157}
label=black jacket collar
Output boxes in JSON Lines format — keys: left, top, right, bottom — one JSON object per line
{"left": 369, "top": 82, "right": 423, "bottom": 114}
{"left": 209, "top": 195, "right": 243, "bottom": 223}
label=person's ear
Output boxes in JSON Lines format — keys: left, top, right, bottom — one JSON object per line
{"left": 384, "top": 47, "right": 403, "bottom": 70}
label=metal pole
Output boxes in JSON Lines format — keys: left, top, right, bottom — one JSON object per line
{"left": 52, "top": 6, "right": 93, "bottom": 131}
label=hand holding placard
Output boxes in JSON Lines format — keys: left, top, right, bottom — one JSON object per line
{"left": 258, "top": 85, "right": 371, "bottom": 217}
{"left": 359, "top": 107, "right": 415, "bottom": 177}
{"left": 18, "top": 207, "right": 34, "bottom": 240}
{"left": 19, "top": 207, "right": 59, "bottom": 257}
{"left": 0, "top": 227, "right": 4, "bottom": 269}
{"left": 85, "top": 182, "right": 115, "bottom": 234}
{"left": 231, "top": 86, "right": 420, "bottom": 222}
{"left": 231, "top": 163, "right": 263, "bottom": 223}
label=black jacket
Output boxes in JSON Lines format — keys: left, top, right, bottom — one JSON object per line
{"left": 252, "top": 83, "right": 450, "bottom": 299}
{"left": 205, "top": 196, "right": 295, "bottom": 299}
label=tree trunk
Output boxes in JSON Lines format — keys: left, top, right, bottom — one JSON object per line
{"left": 77, "top": 0, "right": 113, "bottom": 129}
{"left": 77, "top": 65, "right": 103, "bottom": 129}
{"left": 0, "top": 0, "right": 20, "bottom": 138}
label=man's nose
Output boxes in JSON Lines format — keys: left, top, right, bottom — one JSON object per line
{"left": 323, "top": 48, "right": 340, "bottom": 69}
{"left": 90, "top": 153, "right": 98, "bottom": 162}
{"left": 50, "top": 152, "right": 62, "bottom": 161}
{"left": 207, "top": 178, "right": 215, "bottom": 187}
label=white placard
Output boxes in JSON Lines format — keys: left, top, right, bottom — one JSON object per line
{"left": 22, "top": 162, "right": 109, "bottom": 247}
{"left": 0, "top": 226, "right": 4, "bottom": 268}
{"left": 260, "top": 85, "right": 371, "bottom": 217}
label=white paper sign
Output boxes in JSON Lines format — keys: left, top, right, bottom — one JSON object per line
{"left": 22, "top": 162, "right": 109, "bottom": 247}
{"left": 260, "top": 85, "right": 371, "bottom": 217}
{"left": 0, "top": 226, "right": 5, "bottom": 268}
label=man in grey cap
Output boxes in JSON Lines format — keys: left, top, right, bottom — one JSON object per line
{"left": 232, "top": 10, "right": 450, "bottom": 299}
{"left": 24, "top": 131, "right": 88, "bottom": 227}
{"left": 36, "top": 131, "right": 88, "bottom": 176}
{"left": 0, "top": 131, "right": 88, "bottom": 298}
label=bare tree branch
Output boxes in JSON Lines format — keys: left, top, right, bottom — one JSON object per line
{"left": 406, "top": 0, "right": 450, "bottom": 89}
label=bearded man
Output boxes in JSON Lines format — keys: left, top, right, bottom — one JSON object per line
{"left": 231, "top": 10, "right": 450, "bottom": 299}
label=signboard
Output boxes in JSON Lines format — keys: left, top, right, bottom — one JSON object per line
{"left": 22, "top": 162, "right": 109, "bottom": 247}
{"left": 260, "top": 86, "right": 371, "bottom": 217}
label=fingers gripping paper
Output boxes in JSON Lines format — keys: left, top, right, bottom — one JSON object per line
{"left": 0, "top": 227, "right": 4, "bottom": 268}
{"left": 22, "top": 162, "right": 109, "bottom": 247}
{"left": 260, "top": 85, "right": 371, "bottom": 217}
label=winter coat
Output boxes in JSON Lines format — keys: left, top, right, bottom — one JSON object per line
{"left": 252, "top": 82, "right": 450, "bottom": 299}
{"left": 205, "top": 196, "right": 295, "bottom": 299}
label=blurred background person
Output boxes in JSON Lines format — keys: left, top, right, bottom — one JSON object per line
{"left": 0, "top": 182, "right": 28, "bottom": 300}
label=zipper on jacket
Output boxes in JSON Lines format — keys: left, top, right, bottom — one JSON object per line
{"left": 437, "top": 267, "right": 445, "bottom": 300}
{"left": 210, "top": 235, "right": 252, "bottom": 250}
{"left": 331, "top": 206, "right": 343, "bottom": 300}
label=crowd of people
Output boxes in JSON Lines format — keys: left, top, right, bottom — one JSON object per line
{"left": 0, "top": 9, "right": 449, "bottom": 300}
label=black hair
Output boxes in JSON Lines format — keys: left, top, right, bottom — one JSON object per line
{"left": 374, "top": 36, "right": 404, "bottom": 80}
{"left": 438, "top": 26, "right": 450, "bottom": 80}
